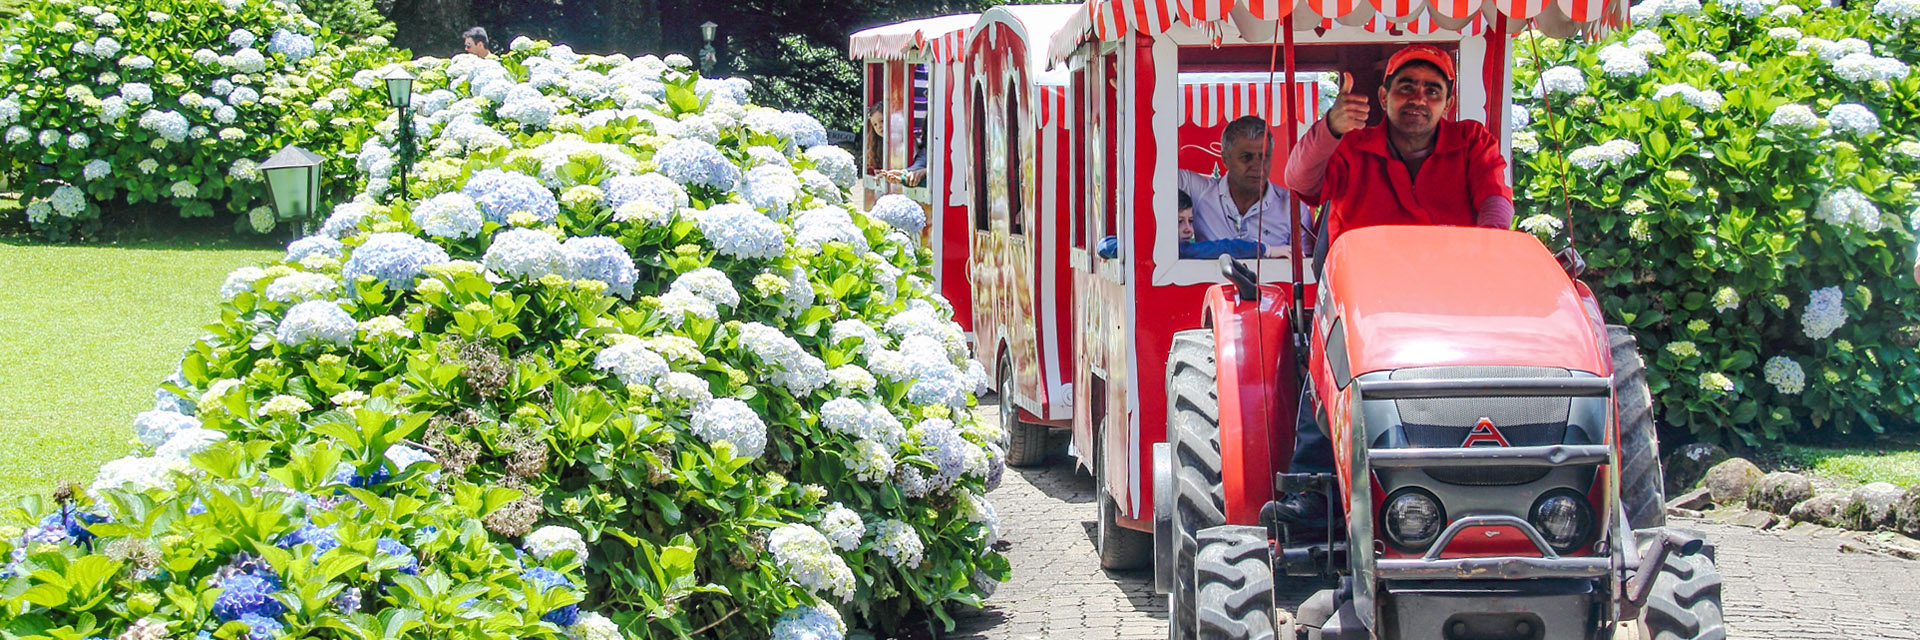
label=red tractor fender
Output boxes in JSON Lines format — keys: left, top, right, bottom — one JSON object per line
{"left": 1202, "top": 282, "right": 1303, "bottom": 526}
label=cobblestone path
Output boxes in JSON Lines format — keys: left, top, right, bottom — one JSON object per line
{"left": 949, "top": 423, "right": 1920, "bottom": 639}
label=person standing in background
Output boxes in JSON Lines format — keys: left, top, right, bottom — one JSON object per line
{"left": 463, "top": 27, "right": 493, "bottom": 59}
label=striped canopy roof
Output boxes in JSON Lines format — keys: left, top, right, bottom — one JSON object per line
{"left": 849, "top": 14, "right": 980, "bottom": 62}
{"left": 1052, "top": 0, "right": 1624, "bottom": 61}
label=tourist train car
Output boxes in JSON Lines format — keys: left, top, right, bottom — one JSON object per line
{"left": 849, "top": 13, "right": 980, "bottom": 333}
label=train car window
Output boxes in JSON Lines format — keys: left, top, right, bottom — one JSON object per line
{"left": 1070, "top": 65, "right": 1088, "bottom": 251}
{"left": 1100, "top": 52, "right": 1119, "bottom": 258}
{"left": 1006, "top": 80, "right": 1025, "bottom": 236}
{"left": 972, "top": 84, "right": 990, "bottom": 232}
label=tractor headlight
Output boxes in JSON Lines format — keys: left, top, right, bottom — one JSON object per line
{"left": 1530, "top": 490, "right": 1594, "bottom": 554}
{"left": 1383, "top": 488, "right": 1446, "bottom": 552}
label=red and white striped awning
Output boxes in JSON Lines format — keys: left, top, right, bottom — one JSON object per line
{"left": 1181, "top": 80, "right": 1323, "bottom": 127}
{"left": 1060, "top": 0, "right": 1621, "bottom": 55}
{"left": 849, "top": 14, "right": 980, "bottom": 62}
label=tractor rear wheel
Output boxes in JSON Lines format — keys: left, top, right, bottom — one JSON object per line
{"left": 1097, "top": 431, "right": 1153, "bottom": 569}
{"left": 998, "top": 352, "right": 1051, "bottom": 467}
{"left": 1195, "top": 526, "right": 1277, "bottom": 640}
{"left": 1609, "top": 325, "right": 1667, "bottom": 531}
{"left": 1641, "top": 549, "right": 1727, "bottom": 640}
{"left": 1167, "top": 329, "right": 1226, "bottom": 640}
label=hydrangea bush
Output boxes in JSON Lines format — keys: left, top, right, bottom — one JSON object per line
{"left": 0, "top": 0, "right": 407, "bottom": 239}
{"left": 2, "top": 44, "right": 1006, "bottom": 640}
{"left": 1513, "top": 0, "right": 1920, "bottom": 443}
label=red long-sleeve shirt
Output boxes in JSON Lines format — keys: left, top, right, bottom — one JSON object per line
{"left": 1285, "top": 119, "right": 1514, "bottom": 249}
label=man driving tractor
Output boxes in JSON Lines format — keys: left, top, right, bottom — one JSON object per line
{"left": 1273, "top": 44, "right": 1518, "bottom": 531}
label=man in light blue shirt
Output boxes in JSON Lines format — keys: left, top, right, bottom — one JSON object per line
{"left": 1175, "top": 115, "right": 1313, "bottom": 254}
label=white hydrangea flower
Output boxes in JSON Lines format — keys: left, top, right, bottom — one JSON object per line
{"left": 1533, "top": 66, "right": 1587, "bottom": 97}
{"left": 1831, "top": 53, "right": 1909, "bottom": 83}
{"left": 83, "top": 159, "right": 111, "bottom": 181}
{"left": 828, "top": 365, "right": 877, "bottom": 395}
{"left": 593, "top": 342, "right": 668, "bottom": 386}
{"left": 738, "top": 322, "right": 829, "bottom": 396}
{"left": 871, "top": 519, "right": 925, "bottom": 569}
{"left": 766, "top": 524, "right": 855, "bottom": 601}
{"left": 156, "top": 427, "right": 227, "bottom": 460}
{"left": 691, "top": 398, "right": 768, "bottom": 458}
{"left": 1814, "top": 187, "right": 1882, "bottom": 232}
{"left": 654, "top": 371, "right": 712, "bottom": 408}
{"left": 1597, "top": 44, "right": 1649, "bottom": 78}
{"left": 134, "top": 410, "right": 201, "bottom": 448}
{"left": 91, "top": 456, "right": 189, "bottom": 497}
{"left": 695, "top": 204, "right": 785, "bottom": 259}
{"left": 524, "top": 526, "right": 590, "bottom": 561}
{"left": 1800, "top": 286, "right": 1847, "bottom": 339}
{"left": 1766, "top": 103, "right": 1819, "bottom": 130}
{"left": 667, "top": 268, "right": 740, "bottom": 307}
{"left": 817, "top": 503, "right": 865, "bottom": 551}
{"left": 1763, "top": 356, "right": 1805, "bottom": 394}
{"left": 1711, "top": 287, "right": 1740, "bottom": 313}
{"left": 1727, "top": 0, "right": 1775, "bottom": 18}
{"left": 1875, "top": 0, "right": 1920, "bottom": 23}
{"left": 568, "top": 613, "right": 621, "bottom": 640}
{"left": 1567, "top": 139, "right": 1640, "bottom": 171}
{"left": 869, "top": 194, "right": 927, "bottom": 234}
{"left": 265, "top": 272, "right": 340, "bottom": 304}
{"left": 411, "top": 192, "right": 485, "bottom": 239}
{"left": 1517, "top": 213, "right": 1563, "bottom": 237}
{"left": 1698, "top": 372, "right": 1735, "bottom": 394}
{"left": 1652, "top": 83, "right": 1724, "bottom": 112}
{"left": 847, "top": 439, "right": 896, "bottom": 482}
{"left": 483, "top": 228, "right": 569, "bottom": 280}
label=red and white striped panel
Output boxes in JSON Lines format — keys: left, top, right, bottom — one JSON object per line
{"left": 930, "top": 30, "right": 967, "bottom": 62}
{"left": 1306, "top": 0, "right": 1369, "bottom": 20}
{"left": 1093, "top": 0, "right": 1132, "bottom": 39}
{"left": 1036, "top": 86, "right": 1073, "bottom": 129}
{"left": 1181, "top": 82, "right": 1322, "bottom": 127}
{"left": 1487, "top": 0, "right": 1549, "bottom": 20}
{"left": 1368, "top": 0, "right": 1422, "bottom": 20}
{"left": 1243, "top": 0, "right": 1296, "bottom": 19}
{"left": 1127, "top": 0, "right": 1181, "bottom": 33}
{"left": 1426, "top": 0, "right": 1478, "bottom": 18}
{"left": 1555, "top": 0, "right": 1606, "bottom": 23}
{"left": 1180, "top": 0, "right": 1236, "bottom": 24}
{"left": 1360, "top": 9, "right": 1482, "bottom": 33}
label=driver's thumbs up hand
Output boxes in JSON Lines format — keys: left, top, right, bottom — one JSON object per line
{"left": 1326, "top": 72, "right": 1369, "bottom": 137}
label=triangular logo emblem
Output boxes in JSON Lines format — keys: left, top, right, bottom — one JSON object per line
{"left": 1462, "top": 418, "right": 1511, "bottom": 448}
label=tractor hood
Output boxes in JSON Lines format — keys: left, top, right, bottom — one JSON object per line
{"left": 1321, "top": 226, "right": 1607, "bottom": 378}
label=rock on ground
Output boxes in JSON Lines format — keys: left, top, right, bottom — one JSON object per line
{"left": 1705, "top": 458, "right": 1764, "bottom": 504}
{"left": 1845, "top": 482, "right": 1905, "bottom": 530}
{"left": 1749, "top": 472, "right": 1814, "bottom": 515}
{"left": 1897, "top": 486, "right": 1920, "bottom": 537}
{"left": 1791, "top": 492, "right": 1853, "bottom": 527}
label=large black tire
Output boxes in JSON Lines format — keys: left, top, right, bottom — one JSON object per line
{"left": 1167, "top": 329, "right": 1226, "bottom": 640}
{"left": 1610, "top": 325, "right": 1667, "bottom": 531}
{"left": 1641, "top": 550, "right": 1727, "bottom": 640}
{"left": 1097, "top": 431, "right": 1154, "bottom": 570}
{"left": 998, "top": 352, "right": 1051, "bottom": 467}
{"left": 1195, "top": 526, "right": 1277, "bottom": 640}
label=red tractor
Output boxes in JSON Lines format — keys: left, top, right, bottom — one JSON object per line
{"left": 1163, "top": 226, "right": 1726, "bottom": 639}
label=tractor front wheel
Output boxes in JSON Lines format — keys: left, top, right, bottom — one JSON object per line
{"left": 1167, "top": 329, "right": 1226, "bottom": 640}
{"left": 1609, "top": 325, "right": 1667, "bottom": 531}
{"left": 1196, "top": 526, "right": 1277, "bottom": 640}
{"left": 998, "top": 352, "right": 1051, "bottom": 467}
{"left": 1641, "top": 548, "right": 1727, "bottom": 640}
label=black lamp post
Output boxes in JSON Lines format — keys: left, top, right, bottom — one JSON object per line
{"left": 258, "top": 145, "right": 324, "bottom": 237}
{"left": 382, "top": 67, "right": 417, "bottom": 201}
{"left": 700, "top": 21, "right": 719, "bottom": 76}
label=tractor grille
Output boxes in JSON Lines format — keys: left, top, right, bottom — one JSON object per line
{"left": 1388, "top": 366, "right": 1574, "bottom": 486}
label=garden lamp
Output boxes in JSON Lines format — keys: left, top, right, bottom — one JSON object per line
{"left": 382, "top": 67, "right": 415, "bottom": 110}
{"left": 382, "top": 67, "right": 418, "bottom": 200}
{"left": 259, "top": 145, "right": 324, "bottom": 234}
{"left": 700, "top": 22, "right": 719, "bottom": 76}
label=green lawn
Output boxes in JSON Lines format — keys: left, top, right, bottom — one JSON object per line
{"left": 0, "top": 241, "right": 277, "bottom": 499}
{"left": 1778, "top": 445, "right": 1920, "bottom": 488}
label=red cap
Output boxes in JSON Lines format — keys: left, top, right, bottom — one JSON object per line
{"left": 1385, "top": 45, "right": 1456, "bottom": 83}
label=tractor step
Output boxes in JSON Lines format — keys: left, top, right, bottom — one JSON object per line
{"left": 1274, "top": 472, "right": 1334, "bottom": 493}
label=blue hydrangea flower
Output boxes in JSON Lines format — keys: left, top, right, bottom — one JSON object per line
{"left": 267, "top": 30, "right": 315, "bottom": 63}
{"left": 804, "top": 145, "right": 857, "bottom": 189}
{"left": 276, "top": 300, "right": 357, "bottom": 347}
{"left": 35, "top": 507, "right": 109, "bottom": 548}
{"left": 376, "top": 538, "right": 420, "bottom": 575}
{"left": 869, "top": 194, "right": 927, "bottom": 235}
{"left": 277, "top": 524, "right": 341, "bottom": 560}
{"left": 483, "top": 228, "right": 568, "bottom": 280}
{"left": 342, "top": 232, "right": 451, "bottom": 291}
{"left": 411, "top": 192, "right": 485, "bottom": 239}
{"left": 522, "top": 568, "right": 579, "bottom": 627}
{"left": 562, "top": 236, "right": 639, "bottom": 298}
{"left": 695, "top": 204, "right": 784, "bottom": 259}
{"left": 239, "top": 614, "right": 283, "bottom": 640}
{"left": 498, "top": 85, "right": 557, "bottom": 128}
{"left": 462, "top": 169, "right": 559, "bottom": 224}
{"left": 654, "top": 138, "right": 739, "bottom": 190}
{"left": 386, "top": 444, "right": 440, "bottom": 482}
{"left": 286, "top": 236, "right": 344, "bottom": 262}
{"left": 320, "top": 201, "right": 376, "bottom": 239}
{"left": 212, "top": 574, "right": 286, "bottom": 622}
{"left": 334, "top": 462, "right": 391, "bottom": 488}
{"left": 599, "top": 173, "right": 686, "bottom": 211}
